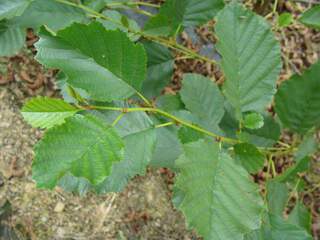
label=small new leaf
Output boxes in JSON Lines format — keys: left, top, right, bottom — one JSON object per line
{"left": 22, "top": 97, "right": 80, "bottom": 129}
{"left": 243, "top": 112, "right": 264, "bottom": 130}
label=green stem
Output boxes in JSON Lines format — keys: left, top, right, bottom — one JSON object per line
{"left": 155, "top": 122, "right": 175, "bottom": 128}
{"left": 55, "top": 0, "right": 217, "bottom": 65}
{"left": 107, "top": 1, "right": 160, "bottom": 8}
{"left": 83, "top": 105, "right": 239, "bottom": 144}
{"left": 112, "top": 113, "right": 125, "bottom": 127}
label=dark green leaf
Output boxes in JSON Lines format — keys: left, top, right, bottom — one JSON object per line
{"left": 156, "top": 94, "right": 184, "bottom": 112}
{"left": 175, "top": 140, "right": 264, "bottom": 239}
{"left": 35, "top": 22, "right": 147, "bottom": 102}
{"left": 295, "top": 134, "right": 318, "bottom": 161}
{"left": 142, "top": 41, "right": 174, "bottom": 98}
{"left": 178, "top": 126, "right": 204, "bottom": 144}
{"left": 275, "top": 61, "right": 320, "bottom": 134}
{"left": 300, "top": 5, "right": 320, "bottom": 30}
{"left": 234, "top": 143, "right": 265, "bottom": 173}
{"left": 216, "top": 3, "right": 281, "bottom": 117}
{"left": 144, "top": 0, "right": 224, "bottom": 36}
{"left": 275, "top": 157, "right": 310, "bottom": 183}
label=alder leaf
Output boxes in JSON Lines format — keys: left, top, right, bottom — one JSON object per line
{"left": 32, "top": 114, "right": 124, "bottom": 189}
{"left": 288, "top": 202, "right": 312, "bottom": 233}
{"left": 35, "top": 22, "right": 147, "bottom": 102}
{"left": 142, "top": 41, "right": 174, "bottom": 98}
{"left": 11, "top": 0, "right": 85, "bottom": 31}
{"left": 216, "top": 3, "right": 281, "bottom": 117}
{"left": 300, "top": 5, "right": 320, "bottom": 30}
{"left": 243, "top": 112, "right": 264, "bottom": 130}
{"left": 0, "top": 20, "right": 25, "bottom": 56}
{"left": 144, "top": 0, "right": 224, "bottom": 36}
{"left": 22, "top": 97, "right": 80, "bottom": 129}
{"left": 180, "top": 74, "right": 225, "bottom": 133}
{"left": 275, "top": 61, "right": 320, "bottom": 134}
{"left": 0, "top": 0, "right": 31, "bottom": 20}
{"left": 266, "top": 180, "right": 289, "bottom": 216}
{"left": 174, "top": 140, "right": 264, "bottom": 240}
{"left": 234, "top": 143, "right": 265, "bottom": 174}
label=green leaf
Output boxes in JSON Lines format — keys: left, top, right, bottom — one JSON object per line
{"left": 35, "top": 22, "right": 147, "bottom": 102}
{"left": 178, "top": 127, "right": 204, "bottom": 144}
{"left": 245, "top": 214, "right": 313, "bottom": 240}
{"left": 275, "top": 156, "right": 310, "bottom": 183}
{"left": 266, "top": 180, "right": 289, "bottom": 216}
{"left": 244, "top": 112, "right": 264, "bottom": 130}
{"left": 300, "top": 5, "right": 320, "bottom": 30}
{"left": 0, "top": 0, "right": 31, "bottom": 20}
{"left": 180, "top": 74, "right": 225, "bottom": 133}
{"left": 142, "top": 41, "right": 174, "bottom": 98}
{"left": 144, "top": 0, "right": 224, "bottom": 36}
{"left": 242, "top": 115, "right": 281, "bottom": 147}
{"left": 288, "top": 202, "right": 312, "bottom": 233}
{"left": 98, "top": 9, "right": 140, "bottom": 41}
{"left": 275, "top": 61, "right": 320, "bottom": 134}
{"left": 11, "top": 0, "right": 85, "bottom": 31}
{"left": 150, "top": 123, "right": 182, "bottom": 169}
{"left": 32, "top": 114, "right": 124, "bottom": 189}
{"left": 58, "top": 106, "right": 157, "bottom": 194}
{"left": 216, "top": 3, "right": 281, "bottom": 117}
{"left": 278, "top": 13, "right": 293, "bottom": 28}
{"left": 234, "top": 143, "right": 265, "bottom": 174}
{"left": 21, "top": 97, "right": 80, "bottom": 129}
{"left": 0, "top": 20, "right": 25, "bottom": 57}
{"left": 295, "top": 133, "right": 318, "bottom": 161}
{"left": 174, "top": 140, "right": 264, "bottom": 240}
{"left": 97, "top": 128, "right": 156, "bottom": 193}
{"left": 156, "top": 94, "right": 184, "bottom": 112}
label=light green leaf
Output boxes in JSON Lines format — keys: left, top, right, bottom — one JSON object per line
{"left": 32, "top": 114, "right": 124, "bottom": 189}
{"left": 142, "top": 41, "right": 174, "bottom": 98}
{"left": 98, "top": 9, "right": 140, "bottom": 41}
{"left": 180, "top": 74, "right": 225, "bottom": 133}
{"left": 216, "top": 3, "right": 281, "bottom": 117}
{"left": 0, "top": 0, "right": 31, "bottom": 20}
{"left": 288, "top": 202, "right": 312, "bottom": 233}
{"left": 144, "top": 0, "right": 224, "bottom": 36}
{"left": 278, "top": 13, "right": 293, "bottom": 28}
{"left": 35, "top": 22, "right": 147, "bottom": 102}
{"left": 22, "top": 97, "right": 80, "bottom": 129}
{"left": 300, "top": 5, "right": 320, "bottom": 30}
{"left": 175, "top": 140, "right": 264, "bottom": 240}
{"left": 234, "top": 143, "right": 265, "bottom": 174}
{"left": 275, "top": 61, "right": 320, "bottom": 134}
{"left": 11, "top": 0, "right": 85, "bottom": 31}
{"left": 244, "top": 112, "right": 264, "bottom": 130}
{"left": 266, "top": 180, "right": 289, "bottom": 216}
{"left": 0, "top": 20, "right": 25, "bottom": 56}
{"left": 58, "top": 106, "right": 157, "bottom": 194}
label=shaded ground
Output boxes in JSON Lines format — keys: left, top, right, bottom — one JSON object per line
{"left": 0, "top": 1, "right": 320, "bottom": 239}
